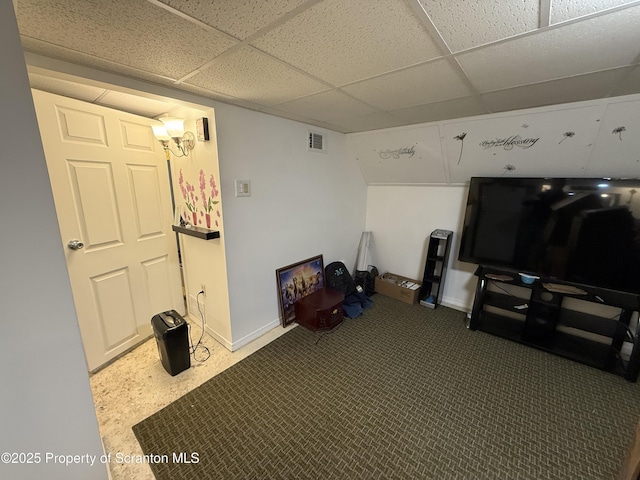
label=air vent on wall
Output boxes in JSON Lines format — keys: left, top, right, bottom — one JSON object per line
{"left": 308, "top": 130, "right": 326, "bottom": 153}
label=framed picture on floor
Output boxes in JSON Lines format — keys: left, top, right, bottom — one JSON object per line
{"left": 276, "top": 255, "right": 325, "bottom": 327}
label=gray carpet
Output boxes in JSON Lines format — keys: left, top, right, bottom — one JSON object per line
{"left": 133, "top": 294, "right": 640, "bottom": 479}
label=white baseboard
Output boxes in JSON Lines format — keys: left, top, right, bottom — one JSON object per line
{"left": 228, "top": 319, "right": 282, "bottom": 351}
{"left": 440, "top": 295, "right": 472, "bottom": 313}
{"left": 200, "top": 317, "right": 282, "bottom": 352}
{"left": 202, "top": 323, "right": 233, "bottom": 351}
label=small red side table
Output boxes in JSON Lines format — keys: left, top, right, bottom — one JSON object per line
{"left": 294, "top": 288, "right": 345, "bottom": 331}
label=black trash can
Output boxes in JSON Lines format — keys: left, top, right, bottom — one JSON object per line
{"left": 151, "top": 310, "right": 190, "bottom": 376}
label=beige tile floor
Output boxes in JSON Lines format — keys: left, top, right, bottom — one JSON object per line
{"left": 89, "top": 317, "right": 291, "bottom": 479}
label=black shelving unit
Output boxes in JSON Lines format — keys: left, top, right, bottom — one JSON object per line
{"left": 469, "top": 266, "right": 640, "bottom": 381}
{"left": 419, "top": 229, "right": 453, "bottom": 309}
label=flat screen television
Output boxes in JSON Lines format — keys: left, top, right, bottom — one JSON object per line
{"left": 458, "top": 177, "right": 640, "bottom": 294}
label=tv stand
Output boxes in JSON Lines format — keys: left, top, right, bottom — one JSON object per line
{"left": 469, "top": 266, "right": 640, "bottom": 382}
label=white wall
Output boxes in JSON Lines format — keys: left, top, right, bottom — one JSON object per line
{"left": 214, "top": 103, "right": 368, "bottom": 345}
{"left": 22, "top": 57, "right": 368, "bottom": 351}
{"left": 360, "top": 93, "right": 640, "bottom": 313}
{"left": 170, "top": 110, "right": 233, "bottom": 348}
{"left": 366, "top": 185, "right": 477, "bottom": 311}
{"left": 0, "top": 4, "right": 107, "bottom": 479}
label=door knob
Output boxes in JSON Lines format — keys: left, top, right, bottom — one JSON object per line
{"left": 67, "top": 239, "right": 84, "bottom": 250}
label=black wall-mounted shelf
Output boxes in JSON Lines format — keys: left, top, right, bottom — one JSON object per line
{"left": 172, "top": 225, "right": 220, "bottom": 240}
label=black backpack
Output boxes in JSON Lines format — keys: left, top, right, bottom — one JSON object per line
{"left": 325, "top": 261, "right": 374, "bottom": 318}
{"left": 324, "top": 261, "right": 357, "bottom": 296}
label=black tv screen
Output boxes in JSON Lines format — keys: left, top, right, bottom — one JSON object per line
{"left": 459, "top": 177, "right": 640, "bottom": 294}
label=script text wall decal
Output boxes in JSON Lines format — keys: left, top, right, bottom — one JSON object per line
{"left": 378, "top": 145, "right": 416, "bottom": 159}
{"left": 479, "top": 135, "right": 540, "bottom": 150}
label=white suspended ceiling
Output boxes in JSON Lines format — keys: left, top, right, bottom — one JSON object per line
{"left": 14, "top": 0, "right": 640, "bottom": 133}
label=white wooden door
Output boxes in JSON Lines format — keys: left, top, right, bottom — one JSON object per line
{"left": 32, "top": 89, "right": 184, "bottom": 371}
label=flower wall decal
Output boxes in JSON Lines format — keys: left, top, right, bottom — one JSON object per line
{"left": 502, "top": 164, "right": 516, "bottom": 175}
{"left": 178, "top": 170, "right": 195, "bottom": 212}
{"left": 199, "top": 169, "right": 221, "bottom": 228}
{"left": 178, "top": 169, "right": 198, "bottom": 225}
{"left": 179, "top": 168, "right": 221, "bottom": 228}
{"left": 454, "top": 132, "right": 467, "bottom": 165}
{"left": 612, "top": 126, "right": 626, "bottom": 141}
{"left": 199, "top": 169, "right": 220, "bottom": 213}
{"left": 559, "top": 132, "right": 575, "bottom": 144}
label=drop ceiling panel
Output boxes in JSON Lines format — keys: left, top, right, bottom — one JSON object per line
{"left": 251, "top": 0, "right": 443, "bottom": 86}
{"left": 21, "top": 37, "right": 181, "bottom": 87}
{"left": 457, "top": 6, "right": 640, "bottom": 93}
{"left": 343, "top": 59, "right": 473, "bottom": 111}
{"left": 158, "top": 0, "right": 309, "bottom": 40}
{"left": 22, "top": 37, "right": 183, "bottom": 88}
{"left": 274, "top": 90, "right": 378, "bottom": 122}
{"left": 482, "top": 67, "right": 635, "bottom": 113}
{"left": 186, "top": 47, "right": 328, "bottom": 106}
{"left": 175, "top": 82, "right": 252, "bottom": 105}
{"left": 28, "top": 74, "right": 106, "bottom": 103}
{"left": 15, "top": 0, "right": 640, "bottom": 134}
{"left": 420, "top": 0, "right": 539, "bottom": 52}
{"left": 550, "top": 0, "right": 636, "bottom": 24}
{"left": 16, "top": 0, "right": 237, "bottom": 80}
{"left": 322, "top": 112, "right": 408, "bottom": 133}
{"left": 390, "top": 96, "right": 489, "bottom": 125}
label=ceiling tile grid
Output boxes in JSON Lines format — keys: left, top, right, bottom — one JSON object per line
{"left": 419, "top": 0, "right": 540, "bottom": 52}
{"left": 16, "top": 0, "right": 238, "bottom": 79}
{"left": 250, "top": 0, "right": 443, "bottom": 86}
{"left": 157, "top": 0, "right": 310, "bottom": 40}
{"left": 273, "top": 90, "right": 379, "bottom": 122}
{"left": 342, "top": 58, "right": 474, "bottom": 111}
{"left": 550, "top": 0, "right": 637, "bottom": 24}
{"left": 14, "top": 0, "right": 640, "bottom": 133}
{"left": 456, "top": 6, "right": 640, "bottom": 93}
{"left": 21, "top": 37, "right": 183, "bottom": 88}
{"left": 185, "top": 46, "right": 329, "bottom": 106}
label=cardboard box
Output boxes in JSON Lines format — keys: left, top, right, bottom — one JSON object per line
{"left": 375, "top": 273, "right": 421, "bottom": 305}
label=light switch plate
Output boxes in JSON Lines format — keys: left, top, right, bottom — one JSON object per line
{"left": 235, "top": 179, "right": 251, "bottom": 197}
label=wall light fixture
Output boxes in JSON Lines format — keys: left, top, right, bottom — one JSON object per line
{"left": 152, "top": 117, "right": 195, "bottom": 157}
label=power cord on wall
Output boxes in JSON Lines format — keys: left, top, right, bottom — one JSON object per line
{"left": 188, "top": 291, "right": 211, "bottom": 362}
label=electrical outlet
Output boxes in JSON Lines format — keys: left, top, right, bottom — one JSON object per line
{"left": 200, "top": 284, "right": 206, "bottom": 296}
